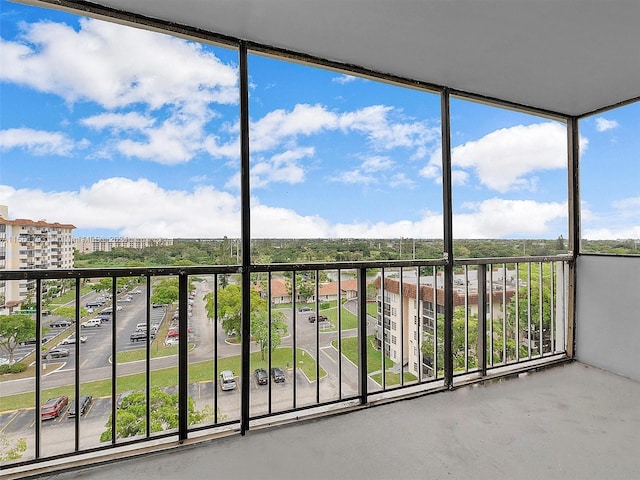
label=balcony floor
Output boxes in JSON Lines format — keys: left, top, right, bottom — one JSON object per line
{"left": 38, "top": 362, "right": 640, "bottom": 480}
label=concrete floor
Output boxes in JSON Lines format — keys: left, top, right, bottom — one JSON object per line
{"left": 34, "top": 362, "right": 640, "bottom": 480}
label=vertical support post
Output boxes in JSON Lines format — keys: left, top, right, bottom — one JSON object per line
{"left": 441, "top": 88, "right": 454, "bottom": 388}
{"left": 239, "top": 40, "right": 252, "bottom": 435}
{"left": 74, "top": 278, "right": 81, "bottom": 451}
{"left": 566, "top": 116, "right": 580, "bottom": 358}
{"left": 178, "top": 272, "right": 189, "bottom": 442}
{"left": 35, "top": 278, "right": 42, "bottom": 459}
{"left": 357, "top": 268, "right": 368, "bottom": 404}
{"left": 477, "top": 264, "right": 487, "bottom": 376}
{"left": 111, "top": 276, "right": 118, "bottom": 445}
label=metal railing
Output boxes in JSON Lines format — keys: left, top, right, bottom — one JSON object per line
{"left": 0, "top": 256, "right": 570, "bottom": 472}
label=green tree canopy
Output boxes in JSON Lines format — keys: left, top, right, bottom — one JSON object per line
{"left": 100, "top": 388, "right": 205, "bottom": 442}
{"left": 0, "top": 314, "right": 37, "bottom": 364}
{"left": 251, "top": 309, "right": 288, "bottom": 361}
{"left": 150, "top": 278, "right": 179, "bottom": 306}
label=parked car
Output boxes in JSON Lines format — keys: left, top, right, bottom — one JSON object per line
{"left": 42, "top": 347, "right": 70, "bottom": 359}
{"left": 167, "top": 328, "right": 179, "bottom": 338}
{"left": 271, "top": 367, "right": 286, "bottom": 383}
{"left": 298, "top": 306, "right": 312, "bottom": 312}
{"left": 19, "top": 337, "right": 48, "bottom": 345}
{"left": 49, "top": 319, "right": 72, "bottom": 328}
{"left": 254, "top": 368, "right": 268, "bottom": 385}
{"left": 164, "top": 337, "right": 179, "bottom": 346}
{"left": 68, "top": 395, "right": 92, "bottom": 417}
{"left": 85, "top": 301, "right": 103, "bottom": 309}
{"left": 120, "top": 295, "right": 132, "bottom": 303}
{"left": 130, "top": 331, "right": 147, "bottom": 342}
{"left": 0, "top": 357, "right": 10, "bottom": 366}
{"left": 219, "top": 370, "right": 237, "bottom": 391}
{"left": 41, "top": 395, "right": 68, "bottom": 420}
{"left": 95, "top": 315, "right": 110, "bottom": 323}
{"left": 308, "top": 315, "right": 328, "bottom": 323}
{"left": 60, "top": 335, "right": 87, "bottom": 345}
{"left": 81, "top": 319, "right": 102, "bottom": 328}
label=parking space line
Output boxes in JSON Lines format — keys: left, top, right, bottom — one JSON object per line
{"left": 0, "top": 411, "right": 20, "bottom": 433}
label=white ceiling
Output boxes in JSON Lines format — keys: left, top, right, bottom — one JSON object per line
{"left": 28, "top": 0, "right": 640, "bottom": 117}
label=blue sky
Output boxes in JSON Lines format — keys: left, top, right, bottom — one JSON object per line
{"left": 0, "top": 1, "right": 638, "bottom": 240}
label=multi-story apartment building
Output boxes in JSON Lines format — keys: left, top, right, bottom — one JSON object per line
{"left": 74, "top": 237, "right": 174, "bottom": 253}
{"left": 0, "top": 205, "right": 75, "bottom": 313}
{"left": 376, "top": 271, "right": 517, "bottom": 378}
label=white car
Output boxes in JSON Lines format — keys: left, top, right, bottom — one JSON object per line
{"left": 81, "top": 319, "right": 101, "bottom": 328}
{"left": 60, "top": 335, "right": 88, "bottom": 345}
{"left": 164, "top": 337, "right": 179, "bottom": 346}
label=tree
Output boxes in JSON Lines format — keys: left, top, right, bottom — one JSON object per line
{"left": 92, "top": 278, "right": 112, "bottom": 293}
{"left": 205, "top": 285, "right": 266, "bottom": 338}
{"left": 100, "top": 388, "right": 205, "bottom": 442}
{"left": 251, "top": 309, "right": 288, "bottom": 361}
{"left": 206, "top": 284, "right": 241, "bottom": 336}
{"left": 420, "top": 308, "right": 478, "bottom": 376}
{"left": 150, "top": 278, "right": 179, "bottom": 305}
{"left": 0, "top": 314, "right": 37, "bottom": 364}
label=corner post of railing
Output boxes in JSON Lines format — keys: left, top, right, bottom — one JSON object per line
{"left": 178, "top": 270, "right": 189, "bottom": 442}
{"left": 239, "top": 39, "right": 252, "bottom": 436}
{"left": 477, "top": 264, "right": 488, "bottom": 377}
{"left": 566, "top": 116, "right": 580, "bottom": 359}
{"left": 357, "top": 267, "right": 368, "bottom": 405}
{"left": 441, "top": 87, "right": 454, "bottom": 389}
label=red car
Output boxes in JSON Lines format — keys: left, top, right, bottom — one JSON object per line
{"left": 41, "top": 395, "right": 69, "bottom": 420}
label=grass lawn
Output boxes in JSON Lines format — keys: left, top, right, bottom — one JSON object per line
{"left": 331, "top": 335, "right": 393, "bottom": 372}
{"left": 323, "top": 306, "right": 358, "bottom": 330}
{"left": 370, "top": 371, "right": 418, "bottom": 386}
{"left": 115, "top": 343, "right": 196, "bottom": 363}
{"left": 366, "top": 301, "right": 378, "bottom": 318}
{"left": 0, "top": 347, "right": 324, "bottom": 412}
{"left": 46, "top": 285, "right": 93, "bottom": 309}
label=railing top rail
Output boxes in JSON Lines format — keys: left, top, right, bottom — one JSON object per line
{"left": 249, "top": 258, "right": 447, "bottom": 272}
{"left": 454, "top": 254, "right": 572, "bottom": 266}
{"left": 0, "top": 265, "right": 242, "bottom": 280}
{"left": 0, "top": 255, "right": 573, "bottom": 280}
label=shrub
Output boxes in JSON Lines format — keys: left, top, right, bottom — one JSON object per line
{"left": 0, "top": 363, "right": 27, "bottom": 374}
{"left": 320, "top": 302, "right": 331, "bottom": 310}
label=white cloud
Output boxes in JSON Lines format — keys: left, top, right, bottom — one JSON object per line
{"left": 1, "top": 18, "right": 238, "bottom": 164}
{"left": 454, "top": 198, "right": 567, "bottom": 238}
{"left": 250, "top": 104, "right": 338, "bottom": 152}
{"left": 421, "top": 122, "right": 573, "bottom": 192}
{"left": 250, "top": 148, "right": 313, "bottom": 189}
{"left": 1, "top": 18, "right": 237, "bottom": 110}
{"left": 332, "top": 74, "right": 357, "bottom": 84}
{"left": 81, "top": 112, "right": 155, "bottom": 131}
{"left": 582, "top": 196, "right": 640, "bottom": 240}
{"left": 0, "top": 181, "right": 571, "bottom": 239}
{"left": 332, "top": 170, "right": 377, "bottom": 185}
{"left": 361, "top": 156, "right": 394, "bottom": 172}
{"left": 595, "top": 117, "right": 619, "bottom": 132}
{"left": 0, "top": 128, "right": 75, "bottom": 156}
{"left": 389, "top": 173, "right": 416, "bottom": 188}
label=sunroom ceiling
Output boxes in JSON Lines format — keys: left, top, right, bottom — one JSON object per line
{"left": 27, "top": 0, "right": 640, "bottom": 117}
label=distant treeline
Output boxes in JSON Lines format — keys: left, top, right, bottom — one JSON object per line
{"left": 73, "top": 237, "right": 638, "bottom": 268}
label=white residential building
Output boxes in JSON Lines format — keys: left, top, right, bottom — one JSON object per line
{"left": 74, "top": 237, "right": 174, "bottom": 253}
{"left": 0, "top": 205, "right": 75, "bottom": 313}
{"left": 376, "top": 272, "right": 517, "bottom": 378}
